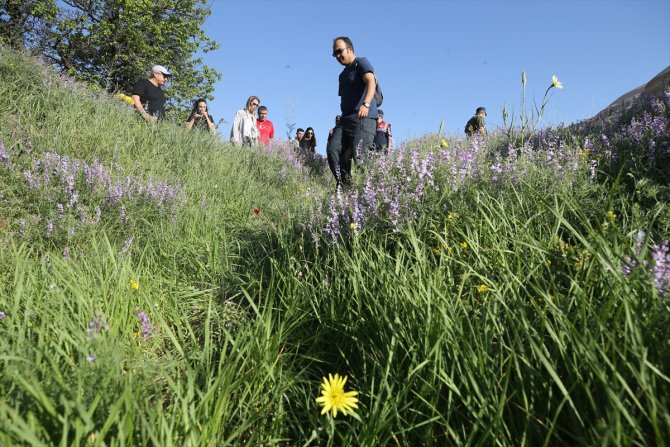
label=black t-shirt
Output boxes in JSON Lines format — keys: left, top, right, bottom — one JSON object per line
{"left": 338, "top": 57, "right": 379, "bottom": 120}
{"left": 188, "top": 114, "right": 216, "bottom": 132}
{"left": 131, "top": 79, "right": 166, "bottom": 118}
{"left": 299, "top": 138, "right": 316, "bottom": 153}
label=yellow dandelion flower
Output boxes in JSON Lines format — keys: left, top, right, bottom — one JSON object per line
{"left": 606, "top": 210, "right": 617, "bottom": 221}
{"left": 477, "top": 284, "right": 488, "bottom": 294}
{"left": 349, "top": 222, "right": 357, "bottom": 230}
{"left": 315, "top": 373, "right": 359, "bottom": 418}
{"left": 433, "top": 245, "right": 441, "bottom": 256}
{"left": 440, "top": 139, "right": 449, "bottom": 148}
{"left": 551, "top": 75, "right": 563, "bottom": 89}
{"left": 460, "top": 242, "right": 468, "bottom": 249}
{"left": 130, "top": 279, "right": 139, "bottom": 290}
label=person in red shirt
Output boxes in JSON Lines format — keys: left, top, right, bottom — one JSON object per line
{"left": 256, "top": 106, "right": 275, "bottom": 145}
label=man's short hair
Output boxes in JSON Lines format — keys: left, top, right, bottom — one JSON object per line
{"left": 258, "top": 106, "right": 268, "bottom": 113}
{"left": 476, "top": 107, "right": 487, "bottom": 115}
{"left": 333, "top": 36, "right": 354, "bottom": 52}
{"left": 296, "top": 128, "right": 304, "bottom": 133}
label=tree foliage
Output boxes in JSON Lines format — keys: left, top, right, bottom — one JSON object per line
{"left": 0, "top": 0, "right": 57, "bottom": 49}
{"left": 2, "top": 0, "right": 220, "bottom": 117}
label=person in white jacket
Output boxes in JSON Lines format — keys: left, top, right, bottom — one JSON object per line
{"left": 230, "top": 96, "right": 261, "bottom": 147}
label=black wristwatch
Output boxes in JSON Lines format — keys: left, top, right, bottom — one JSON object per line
{"left": 362, "top": 102, "right": 370, "bottom": 108}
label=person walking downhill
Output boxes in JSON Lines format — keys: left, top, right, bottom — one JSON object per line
{"left": 185, "top": 98, "right": 217, "bottom": 134}
{"left": 131, "top": 64, "right": 171, "bottom": 122}
{"left": 291, "top": 128, "right": 305, "bottom": 149}
{"left": 299, "top": 127, "right": 317, "bottom": 153}
{"left": 374, "top": 109, "right": 393, "bottom": 153}
{"left": 230, "top": 96, "right": 261, "bottom": 147}
{"left": 465, "top": 107, "right": 487, "bottom": 137}
{"left": 329, "top": 36, "right": 379, "bottom": 187}
{"left": 256, "top": 105, "right": 275, "bottom": 145}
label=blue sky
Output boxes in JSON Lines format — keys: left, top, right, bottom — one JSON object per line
{"left": 200, "top": 0, "right": 670, "bottom": 154}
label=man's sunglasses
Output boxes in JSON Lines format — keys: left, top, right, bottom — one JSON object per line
{"left": 332, "top": 48, "right": 347, "bottom": 57}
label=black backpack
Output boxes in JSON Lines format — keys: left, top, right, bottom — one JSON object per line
{"left": 465, "top": 117, "right": 477, "bottom": 135}
{"left": 354, "top": 59, "right": 383, "bottom": 107}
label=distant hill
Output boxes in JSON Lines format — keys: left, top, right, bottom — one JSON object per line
{"left": 593, "top": 65, "right": 670, "bottom": 120}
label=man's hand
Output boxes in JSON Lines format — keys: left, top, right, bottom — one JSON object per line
{"left": 142, "top": 112, "right": 156, "bottom": 123}
{"left": 358, "top": 104, "right": 369, "bottom": 119}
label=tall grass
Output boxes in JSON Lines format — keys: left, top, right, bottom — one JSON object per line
{"left": 1, "top": 45, "right": 669, "bottom": 446}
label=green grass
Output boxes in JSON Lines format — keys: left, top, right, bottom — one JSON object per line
{"left": 1, "top": 45, "right": 669, "bottom": 446}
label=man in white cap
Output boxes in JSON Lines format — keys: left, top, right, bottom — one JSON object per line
{"left": 131, "top": 65, "right": 171, "bottom": 122}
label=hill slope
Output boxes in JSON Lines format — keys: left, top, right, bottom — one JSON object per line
{"left": 1, "top": 45, "right": 669, "bottom": 446}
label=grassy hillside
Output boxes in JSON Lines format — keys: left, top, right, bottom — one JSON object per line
{"left": 1, "top": 45, "right": 669, "bottom": 446}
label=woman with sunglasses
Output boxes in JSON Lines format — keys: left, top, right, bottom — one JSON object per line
{"left": 299, "top": 127, "right": 317, "bottom": 153}
{"left": 230, "top": 95, "right": 261, "bottom": 147}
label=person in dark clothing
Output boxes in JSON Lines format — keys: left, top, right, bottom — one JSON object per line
{"left": 185, "top": 98, "right": 216, "bottom": 133}
{"left": 374, "top": 109, "right": 393, "bottom": 153}
{"left": 131, "top": 65, "right": 171, "bottom": 122}
{"left": 299, "top": 127, "right": 317, "bottom": 153}
{"left": 465, "top": 107, "right": 487, "bottom": 136}
{"left": 326, "top": 115, "right": 343, "bottom": 181}
{"left": 331, "top": 36, "right": 379, "bottom": 186}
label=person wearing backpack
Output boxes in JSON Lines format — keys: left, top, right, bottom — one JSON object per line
{"left": 374, "top": 109, "right": 393, "bottom": 153}
{"left": 330, "top": 36, "right": 379, "bottom": 187}
{"left": 465, "top": 107, "right": 487, "bottom": 137}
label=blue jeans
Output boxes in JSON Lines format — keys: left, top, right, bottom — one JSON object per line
{"left": 326, "top": 117, "right": 376, "bottom": 185}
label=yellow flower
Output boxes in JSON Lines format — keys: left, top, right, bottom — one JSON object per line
{"left": 545, "top": 259, "right": 552, "bottom": 267}
{"left": 606, "top": 210, "right": 617, "bottom": 221}
{"left": 349, "top": 222, "right": 357, "bottom": 230}
{"left": 440, "top": 139, "right": 448, "bottom": 148}
{"left": 460, "top": 242, "right": 468, "bottom": 249}
{"left": 433, "top": 245, "right": 441, "bottom": 256}
{"left": 116, "top": 93, "right": 135, "bottom": 106}
{"left": 551, "top": 75, "right": 563, "bottom": 89}
{"left": 315, "top": 373, "right": 359, "bottom": 418}
{"left": 477, "top": 284, "right": 488, "bottom": 294}
{"left": 130, "top": 279, "right": 139, "bottom": 290}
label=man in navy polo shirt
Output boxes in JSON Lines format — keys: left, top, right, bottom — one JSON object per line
{"left": 330, "top": 36, "right": 378, "bottom": 187}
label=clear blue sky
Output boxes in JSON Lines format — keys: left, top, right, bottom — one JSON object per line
{"left": 200, "top": 0, "right": 670, "bottom": 154}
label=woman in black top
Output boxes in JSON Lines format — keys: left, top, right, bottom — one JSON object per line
{"left": 186, "top": 99, "right": 216, "bottom": 133}
{"left": 299, "top": 127, "right": 317, "bottom": 153}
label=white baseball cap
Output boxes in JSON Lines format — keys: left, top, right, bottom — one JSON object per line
{"left": 152, "top": 65, "right": 172, "bottom": 76}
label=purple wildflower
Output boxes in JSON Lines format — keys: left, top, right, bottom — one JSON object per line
{"left": 0, "top": 139, "right": 12, "bottom": 169}
{"left": 135, "top": 309, "right": 152, "bottom": 340}
{"left": 0, "top": 311, "right": 6, "bottom": 320}
{"left": 46, "top": 220, "right": 54, "bottom": 238}
{"left": 120, "top": 235, "right": 134, "bottom": 255}
{"left": 651, "top": 241, "right": 670, "bottom": 296}
{"left": 86, "top": 353, "right": 97, "bottom": 363}
{"left": 87, "top": 313, "right": 109, "bottom": 339}
{"left": 63, "top": 247, "right": 70, "bottom": 259}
